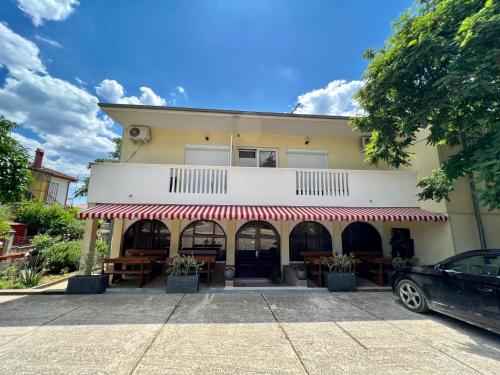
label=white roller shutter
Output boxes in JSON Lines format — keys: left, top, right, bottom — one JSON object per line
{"left": 185, "top": 145, "right": 230, "bottom": 166}
{"left": 287, "top": 149, "right": 328, "bottom": 169}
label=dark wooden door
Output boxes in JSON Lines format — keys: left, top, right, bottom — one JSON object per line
{"left": 236, "top": 221, "right": 280, "bottom": 278}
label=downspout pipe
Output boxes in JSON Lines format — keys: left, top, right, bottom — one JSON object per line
{"left": 460, "top": 134, "right": 487, "bottom": 249}
{"left": 467, "top": 172, "right": 487, "bottom": 249}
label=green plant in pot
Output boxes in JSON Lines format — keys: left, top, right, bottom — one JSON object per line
{"left": 166, "top": 255, "right": 203, "bottom": 293}
{"left": 224, "top": 265, "right": 235, "bottom": 280}
{"left": 296, "top": 264, "right": 307, "bottom": 280}
{"left": 321, "top": 252, "right": 356, "bottom": 292}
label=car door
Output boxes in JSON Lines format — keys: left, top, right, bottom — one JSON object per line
{"left": 440, "top": 253, "right": 500, "bottom": 329}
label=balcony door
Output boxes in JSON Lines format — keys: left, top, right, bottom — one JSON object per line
{"left": 238, "top": 148, "right": 278, "bottom": 168}
{"left": 236, "top": 221, "right": 280, "bottom": 278}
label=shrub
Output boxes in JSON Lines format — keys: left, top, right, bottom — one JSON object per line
{"left": 44, "top": 240, "right": 81, "bottom": 274}
{"left": 94, "top": 238, "right": 108, "bottom": 266}
{"left": 0, "top": 205, "right": 12, "bottom": 239}
{"left": 15, "top": 200, "right": 84, "bottom": 239}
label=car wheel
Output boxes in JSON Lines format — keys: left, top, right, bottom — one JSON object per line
{"left": 397, "top": 279, "right": 428, "bottom": 313}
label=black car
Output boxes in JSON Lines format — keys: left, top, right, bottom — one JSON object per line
{"left": 392, "top": 249, "right": 500, "bottom": 334}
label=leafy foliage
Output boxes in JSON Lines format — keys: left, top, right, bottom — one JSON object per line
{"left": 0, "top": 205, "right": 12, "bottom": 239}
{"left": 43, "top": 240, "right": 81, "bottom": 274}
{"left": 43, "top": 237, "right": 108, "bottom": 275}
{"left": 0, "top": 116, "right": 32, "bottom": 204}
{"left": 73, "top": 137, "right": 122, "bottom": 198}
{"left": 352, "top": 0, "right": 500, "bottom": 209}
{"left": 15, "top": 200, "right": 84, "bottom": 238}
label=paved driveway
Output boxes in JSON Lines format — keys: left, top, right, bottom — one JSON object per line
{"left": 0, "top": 292, "right": 498, "bottom": 374}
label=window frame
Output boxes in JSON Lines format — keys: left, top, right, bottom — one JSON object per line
{"left": 237, "top": 147, "right": 279, "bottom": 168}
{"left": 442, "top": 253, "right": 500, "bottom": 278}
{"left": 180, "top": 220, "right": 227, "bottom": 261}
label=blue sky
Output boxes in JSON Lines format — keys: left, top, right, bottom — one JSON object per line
{"left": 0, "top": 0, "right": 413, "bottom": 203}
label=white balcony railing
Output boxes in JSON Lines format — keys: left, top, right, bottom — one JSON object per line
{"left": 87, "top": 163, "right": 419, "bottom": 208}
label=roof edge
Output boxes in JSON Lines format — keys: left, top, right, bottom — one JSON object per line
{"left": 98, "top": 103, "right": 355, "bottom": 121}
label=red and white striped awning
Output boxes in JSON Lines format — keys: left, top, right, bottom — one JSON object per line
{"left": 78, "top": 204, "right": 447, "bottom": 222}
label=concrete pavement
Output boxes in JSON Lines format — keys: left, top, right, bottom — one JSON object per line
{"left": 0, "top": 292, "right": 498, "bottom": 374}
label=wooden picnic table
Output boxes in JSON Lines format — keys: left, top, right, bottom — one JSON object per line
{"left": 166, "top": 255, "right": 217, "bottom": 287}
{"left": 102, "top": 256, "right": 156, "bottom": 288}
{"left": 358, "top": 256, "right": 393, "bottom": 286}
{"left": 300, "top": 251, "right": 360, "bottom": 287}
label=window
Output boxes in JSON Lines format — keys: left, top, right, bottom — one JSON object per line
{"left": 287, "top": 149, "right": 328, "bottom": 169}
{"left": 123, "top": 220, "right": 171, "bottom": 255}
{"left": 185, "top": 145, "right": 230, "bottom": 166}
{"left": 341, "top": 222, "right": 382, "bottom": 256}
{"left": 445, "top": 255, "right": 500, "bottom": 277}
{"left": 180, "top": 221, "right": 226, "bottom": 261}
{"left": 289, "top": 222, "right": 332, "bottom": 261}
{"left": 238, "top": 148, "right": 277, "bottom": 168}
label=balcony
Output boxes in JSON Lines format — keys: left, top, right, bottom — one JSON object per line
{"left": 87, "top": 163, "right": 419, "bottom": 208}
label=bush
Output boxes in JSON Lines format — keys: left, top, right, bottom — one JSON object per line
{"left": 94, "top": 238, "right": 108, "bottom": 266}
{"left": 15, "top": 200, "right": 84, "bottom": 239}
{"left": 0, "top": 205, "right": 12, "bottom": 239}
{"left": 43, "top": 240, "right": 81, "bottom": 274}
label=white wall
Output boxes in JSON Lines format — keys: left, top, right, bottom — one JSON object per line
{"left": 88, "top": 163, "right": 419, "bottom": 208}
{"left": 50, "top": 177, "right": 70, "bottom": 205}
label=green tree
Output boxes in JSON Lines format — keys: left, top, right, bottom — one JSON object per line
{"left": 15, "top": 200, "right": 83, "bottom": 238}
{"left": 352, "top": 0, "right": 499, "bottom": 210}
{"left": 0, "top": 205, "right": 12, "bottom": 239}
{"left": 73, "top": 136, "right": 122, "bottom": 198}
{"left": 0, "top": 116, "right": 32, "bottom": 204}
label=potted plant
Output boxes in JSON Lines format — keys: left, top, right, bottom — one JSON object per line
{"left": 296, "top": 264, "right": 307, "bottom": 280}
{"left": 224, "top": 265, "right": 235, "bottom": 280}
{"left": 390, "top": 255, "right": 419, "bottom": 286}
{"left": 321, "top": 252, "right": 356, "bottom": 291}
{"left": 166, "top": 255, "right": 203, "bottom": 293}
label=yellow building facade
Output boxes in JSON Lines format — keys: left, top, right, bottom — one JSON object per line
{"left": 79, "top": 104, "right": 500, "bottom": 287}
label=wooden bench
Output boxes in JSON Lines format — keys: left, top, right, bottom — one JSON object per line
{"left": 166, "top": 254, "right": 217, "bottom": 287}
{"left": 358, "top": 256, "right": 393, "bottom": 286}
{"left": 300, "top": 251, "right": 361, "bottom": 287}
{"left": 102, "top": 257, "right": 153, "bottom": 288}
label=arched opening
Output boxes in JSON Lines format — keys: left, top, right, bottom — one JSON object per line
{"left": 236, "top": 221, "right": 280, "bottom": 278}
{"left": 122, "top": 220, "right": 171, "bottom": 256}
{"left": 289, "top": 221, "right": 332, "bottom": 261}
{"left": 180, "top": 220, "right": 227, "bottom": 261}
{"left": 341, "top": 222, "right": 382, "bottom": 256}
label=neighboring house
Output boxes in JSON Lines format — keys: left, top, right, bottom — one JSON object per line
{"left": 26, "top": 148, "right": 77, "bottom": 206}
{"left": 78, "top": 104, "right": 500, "bottom": 284}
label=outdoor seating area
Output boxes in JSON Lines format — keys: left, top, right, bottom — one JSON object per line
{"left": 300, "top": 250, "right": 397, "bottom": 287}
{"left": 101, "top": 248, "right": 219, "bottom": 289}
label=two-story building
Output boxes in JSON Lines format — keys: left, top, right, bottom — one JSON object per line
{"left": 27, "top": 148, "right": 77, "bottom": 207}
{"left": 77, "top": 104, "right": 500, "bottom": 287}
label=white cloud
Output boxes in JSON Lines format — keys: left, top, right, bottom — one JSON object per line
{"left": 34, "top": 35, "right": 62, "bottom": 48}
{"left": 0, "top": 22, "right": 117, "bottom": 182}
{"left": 74, "top": 77, "right": 85, "bottom": 86}
{"left": 96, "top": 79, "right": 167, "bottom": 106}
{"left": 176, "top": 86, "right": 187, "bottom": 97}
{"left": 295, "top": 80, "right": 364, "bottom": 116}
{"left": 17, "top": 0, "right": 79, "bottom": 26}
{"left": 0, "top": 22, "right": 46, "bottom": 75}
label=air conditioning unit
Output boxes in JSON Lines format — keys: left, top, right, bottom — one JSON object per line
{"left": 360, "top": 135, "right": 371, "bottom": 151}
{"left": 128, "top": 126, "right": 150, "bottom": 142}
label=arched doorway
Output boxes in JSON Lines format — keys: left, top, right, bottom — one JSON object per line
{"left": 122, "top": 220, "right": 171, "bottom": 255}
{"left": 341, "top": 222, "right": 382, "bottom": 256}
{"left": 236, "top": 221, "right": 280, "bottom": 278}
{"left": 289, "top": 221, "right": 332, "bottom": 261}
{"left": 180, "top": 220, "right": 227, "bottom": 261}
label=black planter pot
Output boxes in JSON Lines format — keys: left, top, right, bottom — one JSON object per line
{"left": 66, "top": 275, "right": 107, "bottom": 294}
{"left": 324, "top": 273, "right": 356, "bottom": 292}
{"left": 166, "top": 275, "right": 199, "bottom": 293}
